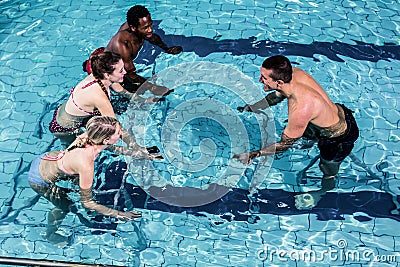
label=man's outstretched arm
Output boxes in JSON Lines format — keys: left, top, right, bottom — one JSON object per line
{"left": 237, "top": 91, "right": 286, "bottom": 112}
{"left": 147, "top": 33, "right": 182, "bottom": 54}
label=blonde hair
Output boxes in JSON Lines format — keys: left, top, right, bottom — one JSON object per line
{"left": 67, "top": 116, "right": 119, "bottom": 151}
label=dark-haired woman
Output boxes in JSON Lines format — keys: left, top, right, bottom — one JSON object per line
{"left": 49, "top": 52, "right": 155, "bottom": 156}
{"left": 49, "top": 52, "right": 125, "bottom": 142}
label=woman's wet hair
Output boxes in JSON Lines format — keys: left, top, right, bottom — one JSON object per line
{"left": 262, "top": 55, "right": 293, "bottom": 83}
{"left": 127, "top": 5, "right": 150, "bottom": 28}
{"left": 90, "top": 52, "right": 122, "bottom": 79}
{"left": 86, "top": 116, "right": 119, "bottom": 145}
{"left": 67, "top": 116, "right": 119, "bottom": 150}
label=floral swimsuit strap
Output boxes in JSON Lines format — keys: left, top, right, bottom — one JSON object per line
{"left": 42, "top": 151, "right": 75, "bottom": 176}
{"left": 42, "top": 150, "right": 66, "bottom": 161}
{"left": 69, "top": 79, "right": 109, "bottom": 115}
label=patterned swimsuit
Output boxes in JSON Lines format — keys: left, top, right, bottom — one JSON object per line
{"left": 49, "top": 81, "right": 102, "bottom": 134}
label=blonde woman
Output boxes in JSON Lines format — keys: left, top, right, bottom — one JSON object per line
{"left": 30, "top": 116, "right": 155, "bottom": 244}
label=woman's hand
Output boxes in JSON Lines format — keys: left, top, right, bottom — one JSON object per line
{"left": 124, "top": 145, "right": 164, "bottom": 160}
{"left": 147, "top": 153, "right": 164, "bottom": 160}
{"left": 116, "top": 210, "right": 142, "bottom": 221}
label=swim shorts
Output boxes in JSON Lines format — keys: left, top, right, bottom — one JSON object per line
{"left": 318, "top": 104, "right": 359, "bottom": 162}
{"left": 28, "top": 154, "right": 52, "bottom": 187}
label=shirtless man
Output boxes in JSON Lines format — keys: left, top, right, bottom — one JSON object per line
{"left": 234, "top": 55, "right": 359, "bottom": 181}
{"left": 106, "top": 5, "right": 182, "bottom": 95}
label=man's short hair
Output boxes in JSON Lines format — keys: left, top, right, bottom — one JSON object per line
{"left": 262, "top": 55, "right": 293, "bottom": 83}
{"left": 127, "top": 5, "right": 150, "bottom": 27}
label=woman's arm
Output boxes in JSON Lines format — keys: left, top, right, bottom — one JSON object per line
{"left": 107, "top": 145, "right": 163, "bottom": 159}
{"left": 93, "top": 92, "right": 145, "bottom": 150}
{"left": 95, "top": 94, "right": 117, "bottom": 118}
{"left": 80, "top": 187, "right": 140, "bottom": 221}
{"left": 78, "top": 166, "right": 140, "bottom": 221}
{"left": 120, "top": 127, "right": 146, "bottom": 151}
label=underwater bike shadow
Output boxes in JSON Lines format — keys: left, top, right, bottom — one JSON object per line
{"left": 136, "top": 20, "right": 400, "bottom": 65}
{"left": 96, "top": 159, "right": 400, "bottom": 224}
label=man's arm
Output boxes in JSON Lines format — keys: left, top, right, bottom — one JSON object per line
{"left": 265, "top": 91, "right": 286, "bottom": 107}
{"left": 147, "top": 34, "right": 182, "bottom": 54}
{"left": 233, "top": 132, "right": 300, "bottom": 165}
{"left": 234, "top": 103, "right": 312, "bottom": 164}
{"left": 124, "top": 67, "right": 147, "bottom": 85}
{"left": 237, "top": 91, "right": 286, "bottom": 112}
{"left": 113, "top": 37, "right": 147, "bottom": 83}
{"left": 259, "top": 103, "right": 313, "bottom": 156}
{"left": 259, "top": 132, "right": 300, "bottom": 156}
{"left": 116, "top": 86, "right": 165, "bottom": 103}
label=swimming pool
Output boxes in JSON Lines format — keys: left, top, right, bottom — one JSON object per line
{"left": 1, "top": 0, "right": 399, "bottom": 266}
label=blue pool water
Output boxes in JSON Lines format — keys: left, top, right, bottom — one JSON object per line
{"left": 0, "top": 0, "right": 399, "bottom": 266}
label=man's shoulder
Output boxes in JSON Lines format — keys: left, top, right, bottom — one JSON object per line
{"left": 108, "top": 29, "right": 134, "bottom": 49}
{"left": 115, "top": 30, "right": 131, "bottom": 41}
{"left": 117, "top": 22, "right": 129, "bottom": 31}
{"left": 109, "top": 23, "right": 129, "bottom": 39}
{"left": 114, "top": 22, "right": 129, "bottom": 35}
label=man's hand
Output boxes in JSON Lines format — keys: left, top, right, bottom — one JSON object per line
{"left": 150, "top": 85, "right": 174, "bottom": 96}
{"left": 166, "top": 46, "right": 183, "bottom": 54}
{"left": 237, "top": 104, "right": 253, "bottom": 113}
{"left": 143, "top": 96, "right": 166, "bottom": 104}
{"left": 233, "top": 150, "right": 261, "bottom": 165}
